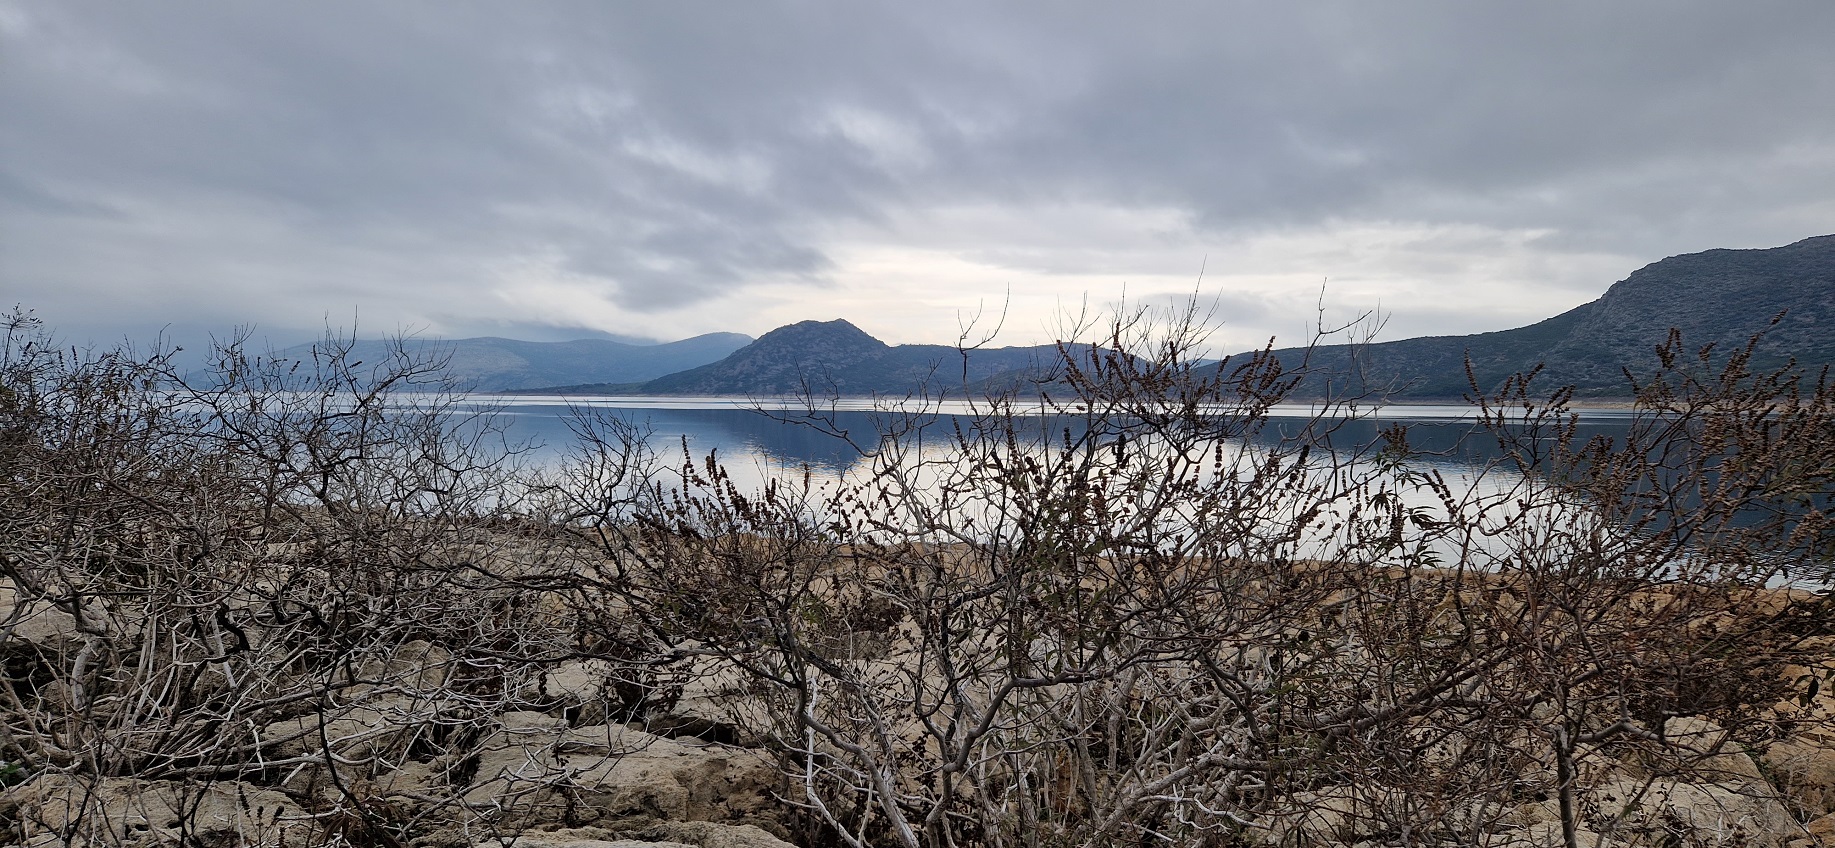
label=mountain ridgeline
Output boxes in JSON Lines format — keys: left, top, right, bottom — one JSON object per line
{"left": 537, "top": 319, "right": 1079, "bottom": 397}
{"left": 1264, "top": 234, "right": 1835, "bottom": 399}
{"left": 436, "top": 234, "right": 1830, "bottom": 399}
{"left": 278, "top": 332, "right": 752, "bottom": 392}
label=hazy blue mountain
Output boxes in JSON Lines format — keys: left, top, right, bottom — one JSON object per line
{"left": 1259, "top": 234, "right": 1835, "bottom": 399}
{"left": 529, "top": 319, "right": 1073, "bottom": 396}
{"left": 273, "top": 332, "right": 753, "bottom": 392}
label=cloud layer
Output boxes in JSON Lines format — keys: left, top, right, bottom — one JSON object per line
{"left": 5, "top": 1, "right": 1833, "bottom": 351}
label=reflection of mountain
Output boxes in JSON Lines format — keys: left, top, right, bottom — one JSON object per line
{"left": 641, "top": 409, "right": 875, "bottom": 473}
{"left": 501, "top": 404, "right": 1101, "bottom": 477}
{"left": 499, "top": 402, "right": 1652, "bottom": 523}
{"left": 497, "top": 405, "right": 881, "bottom": 474}
{"left": 1246, "top": 414, "right": 1633, "bottom": 471}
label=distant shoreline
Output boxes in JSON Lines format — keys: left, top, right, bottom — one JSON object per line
{"left": 470, "top": 391, "right": 1647, "bottom": 416}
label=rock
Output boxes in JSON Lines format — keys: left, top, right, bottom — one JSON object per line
{"left": 1767, "top": 733, "right": 1835, "bottom": 816}
{"left": 0, "top": 587, "right": 115, "bottom": 711}
{"left": 260, "top": 694, "right": 436, "bottom": 765}
{"left": 1786, "top": 812, "right": 1835, "bottom": 847}
{"left": 517, "top": 843, "right": 692, "bottom": 848}
{"left": 356, "top": 638, "right": 455, "bottom": 690}
{"left": 557, "top": 726, "right": 781, "bottom": 825}
{"left": 0, "top": 586, "right": 85, "bottom": 646}
{"left": 543, "top": 659, "right": 617, "bottom": 702}
{"left": 1660, "top": 716, "right": 1769, "bottom": 785}
{"left": 459, "top": 710, "right": 574, "bottom": 812}
{"left": 257, "top": 640, "right": 470, "bottom": 781}
{"left": 1264, "top": 789, "right": 1359, "bottom": 843}
{"left": 644, "top": 663, "right": 760, "bottom": 745}
{"left": 372, "top": 755, "right": 466, "bottom": 797}
{"left": 1585, "top": 777, "right": 1798, "bottom": 847}
{"left": 463, "top": 814, "right": 799, "bottom": 847}
{"left": 1776, "top": 659, "right": 1835, "bottom": 723}
{"left": 460, "top": 715, "right": 782, "bottom": 831}
{"left": 1503, "top": 799, "right": 1562, "bottom": 827}
{"left": 634, "top": 820, "right": 800, "bottom": 848}
{"left": 5, "top": 774, "right": 307, "bottom": 847}
{"left": 1264, "top": 789, "right": 1526, "bottom": 844}
{"left": 1491, "top": 820, "right": 1627, "bottom": 847}
{"left": 507, "top": 836, "right": 693, "bottom": 848}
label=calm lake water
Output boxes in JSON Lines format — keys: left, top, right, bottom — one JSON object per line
{"left": 468, "top": 394, "right": 1640, "bottom": 480}
{"left": 447, "top": 395, "right": 1820, "bottom": 585}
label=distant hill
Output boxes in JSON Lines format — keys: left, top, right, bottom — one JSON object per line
{"left": 524, "top": 319, "right": 1075, "bottom": 397}
{"left": 504, "top": 235, "right": 1835, "bottom": 400}
{"left": 1264, "top": 234, "right": 1835, "bottom": 399}
{"left": 274, "top": 333, "right": 752, "bottom": 392}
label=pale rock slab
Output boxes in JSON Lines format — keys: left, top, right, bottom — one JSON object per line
{"left": 1585, "top": 776, "right": 1798, "bottom": 847}
{"left": 461, "top": 713, "right": 781, "bottom": 829}
{"left": 5, "top": 774, "right": 308, "bottom": 847}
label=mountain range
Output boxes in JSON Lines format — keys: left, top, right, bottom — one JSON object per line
{"left": 276, "top": 332, "right": 752, "bottom": 392}
{"left": 524, "top": 318, "right": 1078, "bottom": 397}
{"left": 458, "top": 233, "right": 1835, "bottom": 399}
{"left": 1264, "top": 233, "right": 1835, "bottom": 399}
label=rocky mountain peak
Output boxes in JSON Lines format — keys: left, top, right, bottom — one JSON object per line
{"left": 750, "top": 319, "right": 890, "bottom": 355}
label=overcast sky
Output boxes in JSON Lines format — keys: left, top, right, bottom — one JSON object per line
{"left": 4, "top": 1, "right": 1833, "bottom": 354}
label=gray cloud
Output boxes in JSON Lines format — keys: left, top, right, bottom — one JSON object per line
{"left": 4, "top": 0, "right": 1833, "bottom": 350}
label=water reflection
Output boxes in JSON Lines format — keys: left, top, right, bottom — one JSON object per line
{"left": 476, "top": 395, "right": 1640, "bottom": 484}
{"left": 1259, "top": 406, "right": 1636, "bottom": 465}
{"left": 493, "top": 403, "right": 872, "bottom": 473}
{"left": 461, "top": 396, "right": 1821, "bottom": 587}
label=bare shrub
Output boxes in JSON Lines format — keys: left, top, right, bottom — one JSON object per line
{"left": 6, "top": 299, "right": 1832, "bottom": 848}
{"left": 0, "top": 311, "right": 616, "bottom": 845}
{"left": 559, "top": 304, "right": 1835, "bottom": 847}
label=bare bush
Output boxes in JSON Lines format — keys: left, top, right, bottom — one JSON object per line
{"left": 0, "top": 311, "right": 620, "bottom": 846}
{"left": 558, "top": 304, "right": 1835, "bottom": 848}
{"left": 5, "top": 300, "right": 1833, "bottom": 848}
